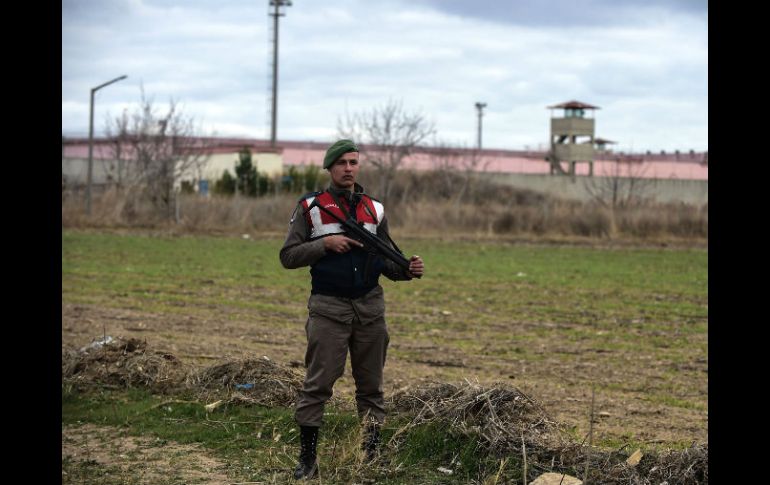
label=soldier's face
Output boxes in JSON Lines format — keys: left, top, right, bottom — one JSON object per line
{"left": 329, "top": 152, "right": 359, "bottom": 189}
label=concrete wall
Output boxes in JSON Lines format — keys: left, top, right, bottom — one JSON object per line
{"left": 481, "top": 172, "right": 708, "bottom": 205}
{"left": 551, "top": 117, "right": 594, "bottom": 136}
{"left": 554, "top": 143, "right": 594, "bottom": 162}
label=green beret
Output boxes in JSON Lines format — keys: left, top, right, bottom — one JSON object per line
{"left": 323, "top": 139, "right": 359, "bottom": 169}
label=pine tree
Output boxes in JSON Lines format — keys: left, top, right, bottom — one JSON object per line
{"left": 235, "top": 147, "right": 258, "bottom": 196}
{"left": 214, "top": 169, "right": 236, "bottom": 195}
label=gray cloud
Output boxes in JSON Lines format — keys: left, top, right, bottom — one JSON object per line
{"left": 62, "top": 0, "right": 707, "bottom": 152}
{"left": 409, "top": 0, "right": 707, "bottom": 27}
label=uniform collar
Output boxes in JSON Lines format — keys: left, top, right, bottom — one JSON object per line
{"left": 327, "top": 183, "right": 365, "bottom": 202}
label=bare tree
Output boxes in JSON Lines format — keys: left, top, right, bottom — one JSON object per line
{"left": 428, "top": 140, "right": 487, "bottom": 205}
{"left": 583, "top": 157, "right": 654, "bottom": 209}
{"left": 338, "top": 99, "right": 435, "bottom": 202}
{"left": 105, "top": 89, "right": 212, "bottom": 220}
{"left": 103, "top": 109, "right": 130, "bottom": 188}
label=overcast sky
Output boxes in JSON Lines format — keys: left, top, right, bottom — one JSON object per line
{"left": 62, "top": 0, "right": 708, "bottom": 153}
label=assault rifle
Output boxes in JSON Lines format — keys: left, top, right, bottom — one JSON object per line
{"left": 306, "top": 197, "right": 421, "bottom": 278}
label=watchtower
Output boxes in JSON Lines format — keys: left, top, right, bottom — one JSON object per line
{"left": 594, "top": 137, "right": 616, "bottom": 153}
{"left": 547, "top": 100, "right": 599, "bottom": 176}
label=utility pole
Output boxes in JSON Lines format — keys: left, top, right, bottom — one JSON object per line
{"left": 269, "top": 0, "right": 292, "bottom": 148}
{"left": 475, "top": 102, "right": 487, "bottom": 150}
{"left": 86, "top": 74, "right": 128, "bottom": 215}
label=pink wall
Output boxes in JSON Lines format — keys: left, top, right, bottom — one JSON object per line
{"left": 281, "top": 146, "right": 708, "bottom": 180}
{"left": 63, "top": 139, "right": 708, "bottom": 180}
{"left": 63, "top": 144, "right": 113, "bottom": 159}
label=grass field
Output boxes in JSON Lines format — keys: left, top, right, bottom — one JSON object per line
{"left": 62, "top": 229, "right": 707, "bottom": 483}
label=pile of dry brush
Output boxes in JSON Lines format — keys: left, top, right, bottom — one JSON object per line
{"left": 62, "top": 336, "right": 707, "bottom": 484}
{"left": 62, "top": 336, "right": 302, "bottom": 406}
{"left": 390, "top": 381, "right": 706, "bottom": 484}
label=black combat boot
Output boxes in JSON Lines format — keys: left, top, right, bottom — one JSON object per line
{"left": 293, "top": 425, "right": 319, "bottom": 480}
{"left": 362, "top": 423, "right": 381, "bottom": 462}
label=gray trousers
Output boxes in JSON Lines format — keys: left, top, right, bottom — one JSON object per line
{"left": 294, "top": 310, "right": 389, "bottom": 427}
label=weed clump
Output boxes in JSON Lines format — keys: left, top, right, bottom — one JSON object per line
{"left": 62, "top": 337, "right": 183, "bottom": 392}
{"left": 185, "top": 356, "right": 303, "bottom": 406}
{"left": 388, "top": 380, "right": 707, "bottom": 484}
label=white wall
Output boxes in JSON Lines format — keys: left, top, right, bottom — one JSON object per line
{"left": 62, "top": 151, "right": 284, "bottom": 188}
{"left": 198, "top": 152, "right": 283, "bottom": 181}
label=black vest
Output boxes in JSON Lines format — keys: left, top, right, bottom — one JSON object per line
{"left": 302, "top": 188, "right": 385, "bottom": 298}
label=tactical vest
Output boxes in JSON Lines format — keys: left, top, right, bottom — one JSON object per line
{"left": 301, "top": 191, "right": 385, "bottom": 298}
{"left": 300, "top": 190, "right": 386, "bottom": 298}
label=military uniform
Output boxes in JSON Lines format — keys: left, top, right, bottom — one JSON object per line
{"left": 280, "top": 183, "right": 412, "bottom": 427}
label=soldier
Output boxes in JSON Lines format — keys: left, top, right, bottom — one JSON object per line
{"left": 279, "top": 139, "right": 425, "bottom": 480}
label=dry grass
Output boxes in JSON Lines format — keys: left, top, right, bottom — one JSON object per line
{"left": 62, "top": 337, "right": 184, "bottom": 392}
{"left": 62, "top": 336, "right": 304, "bottom": 405}
{"left": 185, "top": 357, "right": 304, "bottom": 407}
{"left": 62, "top": 173, "right": 707, "bottom": 242}
{"left": 62, "top": 339, "right": 707, "bottom": 484}
{"left": 62, "top": 187, "right": 296, "bottom": 234}
{"left": 389, "top": 380, "right": 563, "bottom": 453}
{"left": 388, "top": 380, "right": 707, "bottom": 484}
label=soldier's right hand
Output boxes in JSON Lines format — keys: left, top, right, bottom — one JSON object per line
{"left": 323, "top": 235, "right": 364, "bottom": 253}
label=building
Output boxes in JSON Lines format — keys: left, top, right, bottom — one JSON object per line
{"left": 61, "top": 136, "right": 708, "bottom": 203}
{"left": 546, "top": 100, "right": 600, "bottom": 176}
{"left": 61, "top": 137, "right": 284, "bottom": 194}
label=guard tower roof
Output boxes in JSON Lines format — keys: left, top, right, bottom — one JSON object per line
{"left": 594, "top": 137, "right": 616, "bottom": 144}
{"left": 547, "top": 100, "right": 600, "bottom": 110}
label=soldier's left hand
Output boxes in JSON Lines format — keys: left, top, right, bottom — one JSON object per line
{"left": 407, "top": 255, "right": 424, "bottom": 278}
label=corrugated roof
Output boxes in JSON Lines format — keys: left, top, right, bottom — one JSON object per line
{"left": 547, "top": 100, "right": 600, "bottom": 109}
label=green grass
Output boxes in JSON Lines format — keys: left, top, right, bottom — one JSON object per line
{"left": 643, "top": 394, "right": 707, "bottom": 411}
{"left": 62, "top": 231, "right": 707, "bottom": 347}
{"left": 62, "top": 229, "right": 708, "bottom": 462}
{"left": 62, "top": 231, "right": 707, "bottom": 309}
{"left": 62, "top": 386, "right": 532, "bottom": 484}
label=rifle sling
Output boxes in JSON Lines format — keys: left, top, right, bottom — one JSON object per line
{"left": 304, "top": 194, "right": 415, "bottom": 276}
{"left": 327, "top": 189, "right": 353, "bottom": 220}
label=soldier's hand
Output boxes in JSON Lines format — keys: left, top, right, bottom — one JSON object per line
{"left": 407, "top": 255, "right": 424, "bottom": 278}
{"left": 324, "top": 235, "right": 364, "bottom": 253}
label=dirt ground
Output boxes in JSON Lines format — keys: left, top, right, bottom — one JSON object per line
{"left": 62, "top": 300, "right": 707, "bottom": 449}
{"left": 62, "top": 423, "right": 232, "bottom": 484}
